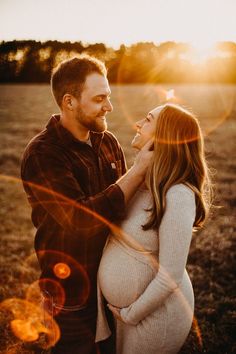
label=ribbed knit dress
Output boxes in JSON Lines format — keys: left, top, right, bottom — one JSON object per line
{"left": 96, "top": 184, "right": 196, "bottom": 354}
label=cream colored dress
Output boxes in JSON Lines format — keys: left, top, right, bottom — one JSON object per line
{"left": 96, "top": 184, "right": 195, "bottom": 354}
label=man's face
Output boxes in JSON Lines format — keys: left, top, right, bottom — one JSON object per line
{"left": 73, "top": 73, "right": 113, "bottom": 133}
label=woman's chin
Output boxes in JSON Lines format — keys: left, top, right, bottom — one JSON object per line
{"left": 131, "top": 141, "right": 141, "bottom": 150}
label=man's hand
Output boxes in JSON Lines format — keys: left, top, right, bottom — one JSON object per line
{"left": 116, "top": 138, "right": 154, "bottom": 204}
{"left": 133, "top": 139, "right": 154, "bottom": 178}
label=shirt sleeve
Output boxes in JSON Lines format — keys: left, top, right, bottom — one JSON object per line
{"left": 119, "top": 144, "right": 128, "bottom": 175}
{"left": 21, "top": 150, "right": 125, "bottom": 234}
{"left": 120, "top": 185, "right": 196, "bottom": 325}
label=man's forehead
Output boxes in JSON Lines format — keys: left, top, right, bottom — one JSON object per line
{"left": 83, "top": 73, "right": 111, "bottom": 94}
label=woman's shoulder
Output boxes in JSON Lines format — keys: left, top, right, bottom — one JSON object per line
{"left": 165, "top": 184, "right": 196, "bottom": 217}
{"left": 166, "top": 183, "right": 195, "bottom": 200}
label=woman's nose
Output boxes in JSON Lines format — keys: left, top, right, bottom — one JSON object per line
{"left": 136, "top": 120, "right": 142, "bottom": 128}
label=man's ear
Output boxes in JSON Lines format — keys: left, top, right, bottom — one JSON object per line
{"left": 62, "top": 94, "right": 75, "bottom": 111}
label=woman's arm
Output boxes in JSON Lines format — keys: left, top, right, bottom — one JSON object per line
{"left": 119, "top": 184, "right": 196, "bottom": 325}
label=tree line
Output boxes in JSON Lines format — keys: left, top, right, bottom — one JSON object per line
{"left": 1, "top": 40, "right": 236, "bottom": 83}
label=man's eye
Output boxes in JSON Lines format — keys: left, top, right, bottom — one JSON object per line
{"left": 96, "top": 97, "right": 103, "bottom": 102}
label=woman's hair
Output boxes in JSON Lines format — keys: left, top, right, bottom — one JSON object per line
{"left": 143, "top": 103, "right": 212, "bottom": 231}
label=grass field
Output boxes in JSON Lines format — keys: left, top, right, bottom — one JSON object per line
{"left": 0, "top": 84, "right": 235, "bottom": 353}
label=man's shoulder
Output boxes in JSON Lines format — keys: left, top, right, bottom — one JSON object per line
{"left": 23, "top": 128, "right": 54, "bottom": 155}
{"left": 21, "top": 126, "right": 65, "bottom": 169}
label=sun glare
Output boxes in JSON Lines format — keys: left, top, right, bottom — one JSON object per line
{"left": 183, "top": 43, "right": 219, "bottom": 65}
{"left": 166, "top": 89, "right": 175, "bottom": 101}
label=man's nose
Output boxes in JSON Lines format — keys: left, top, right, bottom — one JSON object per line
{"left": 103, "top": 99, "right": 113, "bottom": 112}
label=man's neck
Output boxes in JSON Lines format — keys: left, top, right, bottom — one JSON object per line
{"left": 60, "top": 113, "right": 89, "bottom": 142}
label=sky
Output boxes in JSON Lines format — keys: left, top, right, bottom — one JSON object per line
{"left": 0, "top": 0, "right": 235, "bottom": 49}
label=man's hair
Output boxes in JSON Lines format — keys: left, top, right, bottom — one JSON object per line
{"left": 51, "top": 55, "right": 107, "bottom": 107}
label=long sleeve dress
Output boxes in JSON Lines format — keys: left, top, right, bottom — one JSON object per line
{"left": 96, "top": 184, "right": 196, "bottom": 354}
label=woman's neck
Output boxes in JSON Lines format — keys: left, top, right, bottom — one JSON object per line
{"left": 139, "top": 181, "right": 148, "bottom": 190}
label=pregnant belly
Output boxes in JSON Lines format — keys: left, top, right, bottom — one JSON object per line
{"left": 98, "top": 241, "right": 155, "bottom": 308}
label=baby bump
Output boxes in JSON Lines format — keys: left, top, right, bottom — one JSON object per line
{"left": 98, "top": 241, "right": 155, "bottom": 308}
{"left": 166, "top": 270, "right": 194, "bottom": 315}
{"left": 163, "top": 270, "right": 194, "bottom": 344}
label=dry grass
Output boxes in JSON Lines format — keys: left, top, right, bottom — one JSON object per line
{"left": 0, "top": 84, "right": 235, "bottom": 353}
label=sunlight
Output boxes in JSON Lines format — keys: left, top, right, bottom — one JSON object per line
{"left": 182, "top": 43, "right": 219, "bottom": 65}
{"left": 38, "top": 47, "right": 51, "bottom": 61}
{"left": 166, "top": 89, "right": 175, "bottom": 101}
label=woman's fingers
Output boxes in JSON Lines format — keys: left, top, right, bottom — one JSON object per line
{"left": 107, "top": 304, "right": 125, "bottom": 322}
{"left": 107, "top": 304, "right": 120, "bottom": 313}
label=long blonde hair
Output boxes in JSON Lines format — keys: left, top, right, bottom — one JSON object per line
{"left": 143, "top": 104, "right": 212, "bottom": 231}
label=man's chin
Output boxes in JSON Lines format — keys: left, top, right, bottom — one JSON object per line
{"left": 91, "top": 122, "right": 107, "bottom": 133}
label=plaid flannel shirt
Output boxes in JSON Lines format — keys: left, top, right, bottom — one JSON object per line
{"left": 21, "top": 114, "right": 127, "bottom": 307}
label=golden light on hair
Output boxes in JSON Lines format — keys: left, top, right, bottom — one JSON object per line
{"left": 53, "top": 262, "right": 71, "bottom": 279}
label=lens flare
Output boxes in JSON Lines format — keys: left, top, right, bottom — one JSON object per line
{"left": 166, "top": 89, "right": 175, "bottom": 101}
{"left": 193, "top": 316, "right": 203, "bottom": 347}
{"left": 26, "top": 279, "right": 66, "bottom": 316}
{"left": 53, "top": 262, "right": 71, "bottom": 279}
{"left": 37, "top": 250, "right": 91, "bottom": 307}
{"left": 10, "top": 319, "right": 40, "bottom": 342}
{"left": 0, "top": 298, "right": 60, "bottom": 349}
{"left": 1, "top": 174, "right": 205, "bottom": 351}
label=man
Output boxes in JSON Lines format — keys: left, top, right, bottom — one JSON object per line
{"left": 21, "top": 55, "right": 153, "bottom": 353}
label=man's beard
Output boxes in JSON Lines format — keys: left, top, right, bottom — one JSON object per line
{"left": 75, "top": 106, "right": 107, "bottom": 133}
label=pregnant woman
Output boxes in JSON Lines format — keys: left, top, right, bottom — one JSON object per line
{"left": 96, "top": 104, "right": 212, "bottom": 354}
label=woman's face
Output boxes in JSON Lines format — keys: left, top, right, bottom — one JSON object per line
{"left": 131, "top": 106, "right": 162, "bottom": 150}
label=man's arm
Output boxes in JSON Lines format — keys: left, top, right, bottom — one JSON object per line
{"left": 117, "top": 140, "right": 153, "bottom": 204}
{"left": 21, "top": 141, "right": 153, "bottom": 234}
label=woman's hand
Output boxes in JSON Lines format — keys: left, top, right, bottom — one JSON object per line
{"left": 107, "top": 304, "right": 127, "bottom": 323}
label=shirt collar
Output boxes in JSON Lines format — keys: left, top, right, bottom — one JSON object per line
{"left": 46, "top": 114, "right": 104, "bottom": 152}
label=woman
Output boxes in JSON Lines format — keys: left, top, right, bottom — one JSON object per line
{"left": 96, "top": 104, "right": 211, "bottom": 354}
